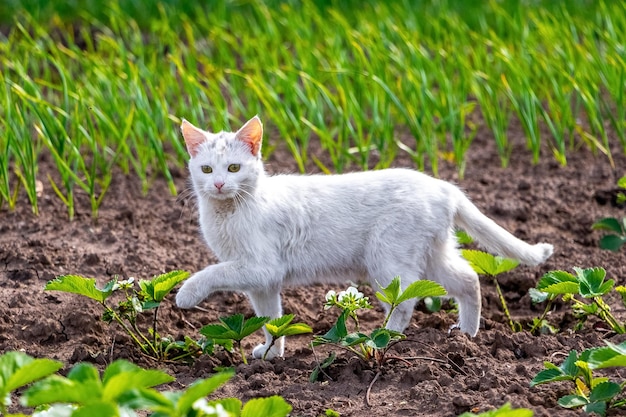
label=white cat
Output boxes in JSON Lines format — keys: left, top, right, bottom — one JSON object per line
{"left": 176, "top": 116, "right": 553, "bottom": 360}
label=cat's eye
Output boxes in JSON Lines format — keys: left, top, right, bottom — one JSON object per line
{"left": 227, "top": 164, "right": 241, "bottom": 173}
{"left": 201, "top": 165, "right": 212, "bottom": 174}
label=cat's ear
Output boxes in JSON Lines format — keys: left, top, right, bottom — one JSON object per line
{"left": 235, "top": 116, "right": 263, "bottom": 156}
{"left": 181, "top": 119, "right": 206, "bottom": 157}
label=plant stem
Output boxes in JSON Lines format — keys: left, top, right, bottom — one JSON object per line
{"left": 131, "top": 321, "right": 159, "bottom": 357}
{"left": 152, "top": 307, "right": 159, "bottom": 356}
{"left": 238, "top": 341, "right": 248, "bottom": 365}
{"left": 105, "top": 305, "right": 152, "bottom": 356}
{"left": 595, "top": 298, "right": 625, "bottom": 334}
{"left": 492, "top": 276, "right": 518, "bottom": 332}
{"left": 381, "top": 303, "right": 398, "bottom": 329}
{"left": 529, "top": 296, "right": 556, "bottom": 333}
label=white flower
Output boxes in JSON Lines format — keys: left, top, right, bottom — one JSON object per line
{"left": 338, "top": 286, "right": 363, "bottom": 302}
{"left": 192, "top": 399, "right": 230, "bottom": 417}
{"left": 325, "top": 290, "right": 336, "bottom": 301}
{"left": 112, "top": 277, "right": 135, "bottom": 291}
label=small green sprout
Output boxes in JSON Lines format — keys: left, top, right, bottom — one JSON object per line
{"left": 200, "top": 314, "right": 269, "bottom": 365}
{"left": 461, "top": 249, "right": 521, "bottom": 332}
{"left": 264, "top": 314, "right": 313, "bottom": 360}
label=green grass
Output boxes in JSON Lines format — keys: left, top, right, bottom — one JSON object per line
{"left": 1, "top": 0, "right": 624, "bottom": 217}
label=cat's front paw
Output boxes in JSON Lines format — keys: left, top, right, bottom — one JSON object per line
{"left": 175, "top": 281, "right": 205, "bottom": 309}
{"left": 252, "top": 340, "right": 285, "bottom": 360}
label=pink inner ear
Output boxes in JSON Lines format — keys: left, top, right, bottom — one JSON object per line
{"left": 236, "top": 116, "right": 263, "bottom": 155}
{"left": 181, "top": 120, "right": 206, "bottom": 157}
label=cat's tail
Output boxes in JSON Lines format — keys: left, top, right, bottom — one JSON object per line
{"left": 453, "top": 191, "right": 553, "bottom": 266}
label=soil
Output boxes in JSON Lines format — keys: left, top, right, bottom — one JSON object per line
{"left": 2, "top": 122, "right": 626, "bottom": 417}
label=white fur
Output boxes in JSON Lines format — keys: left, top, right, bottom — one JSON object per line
{"left": 176, "top": 117, "right": 554, "bottom": 360}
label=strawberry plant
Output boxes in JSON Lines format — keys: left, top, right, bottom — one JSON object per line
{"left": 312, "top": 277, "right": 446, "bottom": 405}
{"left": 459, "top": 403, "right": 533, "bottom": 416}
{"left": 313, "top": 277, "right": 447, "bottom": 370}
{"left": 1, "top": 353, "right": 292, "bottom": 417}
{"left": 199, "top": 314, "right": 269, "bottom": 365}
{"left": 199, "top": 314, "right": 312, "bottom": 364}
{"left": 461, "top": 250, "right": 521, "bottom": 332}
{"left": 22, "top": 359, "right": 175, "bottom": 416}
{"left": 44, "top": 271, "right": 209, "bottom": 361}
{"left": 531, "top": 267, "right": 625, "bottom": 333}
{"left": 0, "top": 352, "right": 63, "bottom": 416}
{"left": 592, "top": 175, "right": 626, "bottom": 251}
{"left": 592, "top": 217, "right": 626, "bottom": 252}
{"left": 263, "top": 314, "right": 312, "bottom": 360}
{"left": 531, "top": 342, "right": 626, "bottom": 416}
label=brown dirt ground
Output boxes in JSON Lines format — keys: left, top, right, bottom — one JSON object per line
{"left": 2, "top": 121, "right": 626, "bottom": 417}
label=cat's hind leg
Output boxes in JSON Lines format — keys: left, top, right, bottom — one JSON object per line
{"left": 425, "top": 237, "right": 481, "bottom": 336}
{"left": 247, "top": 288, "right": 285, "bottom": 360}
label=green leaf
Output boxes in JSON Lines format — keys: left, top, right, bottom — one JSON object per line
{"left": 589, "top": 381, "right": 621, "bottom": 402}
{"left": 575, "top": 267, "right": 613, "bottom": 297}
{"left": 200, "top": 314, "right": 268, "bottom": 342}
{"left": 589, "top": 341, "right": 626, "bottom": 369}
{"left": 396, "top": 280, "right": 447, "bottom": 304}
{"left": 540, "top": 282, "right": 581, "bottom": 295}
{"left": 102, "top": 363, "right": 174, "bottom": 402}
{"left": 558, "top": 394, "right": 589, "bottom": 409}
{"left": 537, "top": 270, "right": 578, "bottom": 293}
{"left": 0, "top": 352, "right": 63, "bottom": 395}
{"left": 210, "top": 398, "right": 242, "bottom": 415}
{"left": 139, "top": 270, "right": 190, "bottom": 303}
{"left": 375, "top": 276, "right": 401, "bottom": 305}
{"left": 176, "top": 371, "right": 234, "bottom": 415}
{"left": 265, "top": 315, "right": 312, "bottom": 338}
{"left": 455, "top": 229, "right": 474, "bottom": 245}
{"left": 617, "top": 176, "right": 626, "bottom": 189}
{"left": 67, "top": 362, "right": 101, "bottom": 384}
{"left": 583, "top": 401, "right": 607, "bottom": 416}
{"left": 461, "top": 250, "right": 519, "bottom": 276}
{"left": 115, "top": 387, "right": 171, "bottom": 411}
{"left": 21, "top": 375, "right": 99, "bottom": 407}
{"left": 45, "top": 275, "right": 115, "bottom": 303}
{"left": 592, "top": 217, "right": 624, "bottom": 234}
{"left": 343, "top": 332, "right": 369, "bottom": 347}
{"left": 241, "top": 316, "right": 271, "bottom": 339}
{"left": 458, "top": 403, "right": 534, "bottom": 416}
{"left": 367, "top": 328, "right": 392, "bottom": 349}
{"left": 241, "top": 396, "right": 292, "bottom": 417}
{"left": 72, "top": 402, "right": 120, "bottom": 417}
{"left": 313, "top": 310, "right": 349, "bottom": 345}
{"left": 598, "top": 234, "right": 626, "bottom": 251}
{"left": 530, "top": 351, "right": 579, "bottom": 386}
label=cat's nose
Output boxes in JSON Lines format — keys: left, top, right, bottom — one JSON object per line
{"left": 214, "top": 181, "right": 225, "bottom": 191}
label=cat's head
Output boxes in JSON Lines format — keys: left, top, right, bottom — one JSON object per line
{"left": 181, "top": 116, "right": 264, "bottom": 201}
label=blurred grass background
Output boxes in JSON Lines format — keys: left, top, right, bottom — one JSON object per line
{"left": 0, "top": 0, "right": 624, "bottom": 218}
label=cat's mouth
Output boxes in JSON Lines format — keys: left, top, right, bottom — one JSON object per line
{"left": 206, "top": 187, "right": 237, "bottom": 200}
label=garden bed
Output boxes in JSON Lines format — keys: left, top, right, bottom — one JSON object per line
{"left": 1, "top": 127, "right": 626, "bottom": 416}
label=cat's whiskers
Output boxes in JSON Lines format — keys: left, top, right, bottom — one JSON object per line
{"left": 234, "top": 185, "right": 258, "bottom": 211}
{"left": 175, "top": 185, "right": 199, "bottom": 221}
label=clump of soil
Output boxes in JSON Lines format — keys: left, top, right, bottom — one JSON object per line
{"left": 1, "top": 127, "right": 626, "bottom": 416}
